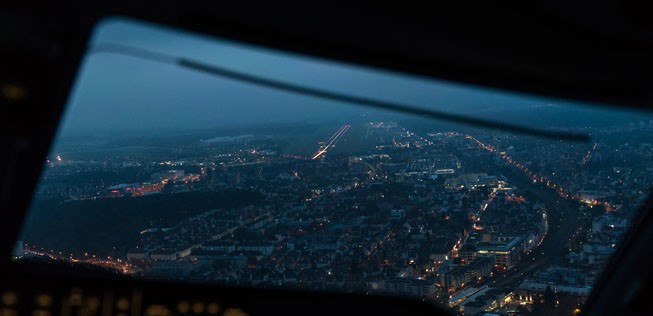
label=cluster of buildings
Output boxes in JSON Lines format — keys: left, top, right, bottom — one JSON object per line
{"left": 29, "top": 119, "right": 653, "bottom": 315}
{"left": 105, "top": 123, "right": 550, "bottom": 309}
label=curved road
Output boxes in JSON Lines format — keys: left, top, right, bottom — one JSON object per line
{"left": 479, "top": 168, "right": 583, "bottom": 289}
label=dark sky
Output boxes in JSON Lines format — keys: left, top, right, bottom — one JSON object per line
{"left": 56, "top": 17, "right": 651, "bottom": 137}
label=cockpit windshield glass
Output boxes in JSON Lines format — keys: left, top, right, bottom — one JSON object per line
{"left": 15, "top": 17, "right": 653, "bottom": 315}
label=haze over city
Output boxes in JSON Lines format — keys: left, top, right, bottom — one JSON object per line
{"left": 17, "top": 18, "right": 653, "bottom": 316}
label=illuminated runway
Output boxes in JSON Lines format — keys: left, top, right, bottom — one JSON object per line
{"left": 312, "top": 124, "right": 351, "bottom": 159}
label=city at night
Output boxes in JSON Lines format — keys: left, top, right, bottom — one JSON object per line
{"left": 9, "top": 17, "right": 653, "bottom": 316}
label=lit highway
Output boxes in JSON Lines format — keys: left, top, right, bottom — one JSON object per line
{"left": 465, "top": 134, "right": 585, "bottom": 290}
{"left": 22, "top": 245, "right": 139, "bottom": 275}
{"left": 466, "top": 135, "right": 614, "bottom": 210}
{"left": 478, "top": 174, "right": 581, "bottom": 290}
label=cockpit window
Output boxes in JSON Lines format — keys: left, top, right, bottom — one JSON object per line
{"left": 15, "top": 17, "right": 653, "bottom": 315}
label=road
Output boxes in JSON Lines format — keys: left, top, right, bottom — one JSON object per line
{"left": 478, "top": 168, "right": 583, "bottom": 289}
